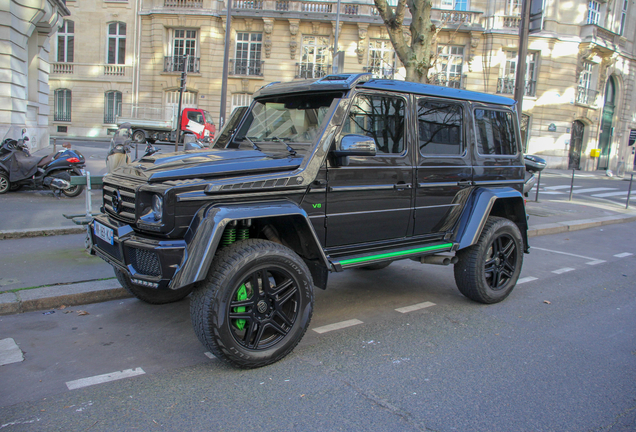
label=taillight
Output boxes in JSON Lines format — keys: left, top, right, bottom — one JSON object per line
{"left": 66, "top": 157, "right": 81, "bottom": 163}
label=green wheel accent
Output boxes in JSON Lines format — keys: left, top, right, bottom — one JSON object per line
{"left": 234, "top": 283, "right": 249, "bottom": 330}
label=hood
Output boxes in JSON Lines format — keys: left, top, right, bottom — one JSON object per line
{"left": 115, "top": 148, "right": 302, "bottom": 182}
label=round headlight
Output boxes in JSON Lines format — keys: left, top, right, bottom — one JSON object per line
{"left": 152, "top": 194, "right": 163, "bottom": 221}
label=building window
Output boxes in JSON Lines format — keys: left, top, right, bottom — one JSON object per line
{"left": 619, "top": 0, "right": 628, "bottom": 35}
{"left": 505, "top": 0, "right": 521, "bottom": 15}
{"left": 496, "top": 51, "right": 538, "bottom": 97}
{"left": 343, "top": 94, "right": 405, "bottom": 154}
{"left": 104, "top": 91, "right": 122, "bottom": 124}
{"left": 54, "top": 89, "right": 72, "bottom": 122}
{"left": 107, "top": 22, "right": 126, "bottom": 65}
{"left": 431, "top": 45, "right": 464, "bottom": 89}
{"left": 57, "top": 20, "right": 74, "bottom": 63}
{"left": 587, "top": 1, "right": 601, "bottom": 25}
{"left": 166, "top": 90, "right": 197, "bottom": 108}
{"left": 440, "top": 0, "right": 468, "bottom": 11}
{"left": 576, "top": 61, "right": 597, "bottom": 105}
{"left": 298, "top": 36, "right": 330, "bottom": 78}
{"left": 231, "top": 93, "right": 253, "bottom": 114}
{"left": 367, "top": 40, "right": 396, "bottom": 79}
{"left": 233, "top": 33, "right": 263, "bottom": 76}
{"left": 171, "top": 29, "right": 197, "bottom": 72}
{"left": 474, "top": 109, "right": 518, "bottom": 156}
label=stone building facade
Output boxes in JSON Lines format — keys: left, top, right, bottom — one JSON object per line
{"left": 48, "top": 0, "right": 636, "bottom": 172}
{"left": 1, "top": 0, "right": 70, "bottom": 150}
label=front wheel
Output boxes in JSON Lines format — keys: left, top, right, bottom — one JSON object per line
{"left": 115, "top": 269, "right": 193, "bottom": 304}
{"left": 62, "top": 183, "right": 84, "bottom": 198}
{"left": 190, "top": 239, "right": 314, "bottom": 369}
{"left": 454, "top": 216, "right": 523, "bottom": 304}
{"left": 0, "top": 173, "right": 10, "bottom": 194}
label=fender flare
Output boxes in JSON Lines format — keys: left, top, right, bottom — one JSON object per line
{"left": 169, "top": 200, "right": 329, "bottom": 290}
{"left": 453, "top": 187, "right": 528, "bottom": 252}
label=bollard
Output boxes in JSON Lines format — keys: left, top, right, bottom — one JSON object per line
{"left": 569, "top": 169, "right": 575, "bottom": 201}
{"left": 53, "top": 137, "right": 57, "bottom": 153}
{"left": 627, "top": 174, "right": 634, "bottom": 209}
{"left": 85, "top": 171, "right": 92, "bottom": 218}
{"left": 535, "top": 170, "right": 542, "bottom": 202}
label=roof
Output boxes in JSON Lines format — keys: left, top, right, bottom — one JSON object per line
{"left": 254, "top": 73, "right": 516, "bottom": 107}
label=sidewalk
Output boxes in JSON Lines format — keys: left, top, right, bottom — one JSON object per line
{"left": 2, "top": 169, "right": 636, "bottom": 315}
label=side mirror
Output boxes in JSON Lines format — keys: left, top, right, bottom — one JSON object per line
{"left": 333, "top": 134, "right": 377, "bottom": 157}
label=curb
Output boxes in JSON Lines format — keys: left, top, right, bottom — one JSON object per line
{"left": 1, "top": 213, "right": 635, "bottom": 316}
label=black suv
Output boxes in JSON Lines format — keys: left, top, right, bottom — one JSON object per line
{"left": 89, "top": 73, "right": 528, "bottom": 368}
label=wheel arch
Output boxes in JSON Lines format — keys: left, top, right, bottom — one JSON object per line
{"left": 170, "top": 201, "right": 330, "bottom": 290}
{"left": 454, "top": 187, "right": 528, "bottom": 252}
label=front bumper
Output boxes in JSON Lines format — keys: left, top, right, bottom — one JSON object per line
{"left": 88, "top": 214, "right": 187, "bottom": 290}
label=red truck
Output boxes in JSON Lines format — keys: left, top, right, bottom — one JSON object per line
{"left": 117, "top": 104, "right": 215, "bottom": 144}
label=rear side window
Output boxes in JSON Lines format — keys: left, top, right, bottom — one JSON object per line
{"left": 343, "top": 94, "right": 405, "bottom": 154}
{"left": 417, "top": 99, "right": 463, "bottom": 156}
{"left": 474, "top": 109, "right": 518, "bottom": 155}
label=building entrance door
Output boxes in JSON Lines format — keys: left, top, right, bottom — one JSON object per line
{"left": 597, "top": 78, "right": 615, "bottom": 170}
{"left": 568, "top": 120, "right": 584, "bottom": 170}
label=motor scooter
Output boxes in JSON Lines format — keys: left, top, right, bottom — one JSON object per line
{"left": 0, "top": 129, "right": 86, "bottom": 197}
{"left": 106, "top": 123, "right": 160, "bottom": 173}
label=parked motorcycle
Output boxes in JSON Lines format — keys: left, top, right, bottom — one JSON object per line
{"left": 523, "top": 154, "right": 547, "bottom": 197}
{"left": 0, "top": 129, "right": 86, "bottom": 197}
{"left": 106, "top": 123, "right": 159, "bottom": 173}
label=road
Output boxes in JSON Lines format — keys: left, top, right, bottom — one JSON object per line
{"left": 1, "top": 221, "right": 634, "bottom": 431}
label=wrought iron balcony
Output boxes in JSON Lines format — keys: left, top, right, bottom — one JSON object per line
{"left": 363, "top": 65, "right": 396, "bottom": 80}
{"left": 295, "top": 63, "right": 330, "bottom": 79}
{"left": 575, "top": 86, "right": 599, "bottom": 106}
{"left": 230, "top": 59, "right": 264, "bottom": 76}
{"left": 163, "top": 56, "right": 200, "bottom": 73}
{"left": 431, "top": 73, "right": 463, "bottom": 89}
{"left": 496, "top": 77, "right": 537, "bottom": 97}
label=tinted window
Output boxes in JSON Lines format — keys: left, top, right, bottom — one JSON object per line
{"left": 474, "top": 109, "right": 518, "bottom": 155}
{"left": 343, "top": 94, "right": 405, "bottom": 154}
{"left": 418, "top": 99, "right": 463, "bottom": 155}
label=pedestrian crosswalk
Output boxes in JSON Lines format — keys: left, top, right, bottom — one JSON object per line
{"left": 531, "top": 184, "right": 633, "bottom": 200}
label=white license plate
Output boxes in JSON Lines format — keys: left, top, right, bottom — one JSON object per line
{"left": 94, "top": 221, "right": 114, "bottom": 245}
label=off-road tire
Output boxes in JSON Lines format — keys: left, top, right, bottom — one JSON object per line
{"left": 454, "top": 216, "right": 523, "bottom": 304}
{"left": 132, "top": 130, "right": 146, "bottom": 143}
{"left": 115, "top": 268, "right": 193, "bottom": 304}
{"left": 0, "top": 173, "right": 9, "bottom": 194}
{"left": 190, "top": 239, "right": 314, "bottom": 369}
{"left": 359, "top": 261, "right": 392, "bottom": 270}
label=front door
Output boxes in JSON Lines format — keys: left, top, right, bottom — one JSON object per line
{"left": 598, "top": 78, "right": 616, "bottom": 170}
{"left": 568, "top": 120, "right": 584, "bottom": 170}
{"left": 325, "top": 92, "right": 413, "bottom": 247}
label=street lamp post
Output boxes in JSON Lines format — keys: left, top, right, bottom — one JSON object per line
{"left": 219, "top": 0, "right": 232, "bottom": 130}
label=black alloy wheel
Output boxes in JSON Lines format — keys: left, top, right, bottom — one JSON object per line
{"left": 454, "top": 216, "right": 523, "bottom": 304}
{"left": 0, "top": 173, "right": 10, "bottom": 194}
{"left": 191, "top": 239, "right": 314, "bottom": 369}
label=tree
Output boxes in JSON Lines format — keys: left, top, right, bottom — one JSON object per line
{"left": 373, "top": 0, "right": 436, "bottom": 83}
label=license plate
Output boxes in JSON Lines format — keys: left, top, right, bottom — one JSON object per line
{"left": 94, "top": 221, "right": 114, "bottom": 245}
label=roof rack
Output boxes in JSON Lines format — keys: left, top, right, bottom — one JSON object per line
{"left": 313, "top": 73, "right": 372, "bottom": 89}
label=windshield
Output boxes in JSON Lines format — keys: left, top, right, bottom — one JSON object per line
{"left": 228, "top": 92, "right": 341, "bottom": 156}
{"left": 204, "top": 111, "right": 214, "bottom": 125}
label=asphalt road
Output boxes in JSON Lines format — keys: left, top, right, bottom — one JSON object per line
{"left": 1, "top": 221, "right": 635, "bottom": 431}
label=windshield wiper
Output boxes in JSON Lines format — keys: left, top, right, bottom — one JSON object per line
{"left": 244, "top": 136, "right": 261, "bottom": 151}
{"left": 271, "top": 136, "right": 297, "bottom": 156}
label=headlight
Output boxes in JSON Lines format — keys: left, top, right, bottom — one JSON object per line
{"left": 152, "top": 194, "right": 163, "bottom": 221}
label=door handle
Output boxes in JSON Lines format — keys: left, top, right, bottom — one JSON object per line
{"left": 313, "top": 179, "right": 327, "bottom": 187}
{"left": 457, "top": 180, "right": 472, "bottom": 187}
{"left": 394, "top": 182, "right": 412, "bottom": 190}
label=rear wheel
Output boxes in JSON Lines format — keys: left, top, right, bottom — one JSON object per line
{"left": 62, "top": 184, "right": 84, "bottom": 198}
{"left": 454, "top": 216, "right": 523, "bottom": 304}
{"left": 0, "top": 173, "right": 9, "bottom": 194}
{"left": 9, "top": 183, "right": 22, "bottom": 192}
{"left": 190, "top": 239, "right": 314, "bottom": 369}
{"left": 115, "top": 268, "right": 193, "bottom": 304}
{"left": 132, "top": 130, "right": 146, "bottom": 143}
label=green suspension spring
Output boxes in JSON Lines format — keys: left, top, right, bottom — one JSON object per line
{"left": 237, "top": 227, "right": 250, "bottom": 241}
{"left": 221, "top": 228, "right": 236, "bottom": 246}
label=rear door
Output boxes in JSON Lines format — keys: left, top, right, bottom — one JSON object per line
{"left": 413, "top": 97, "right": 472, "bottom": 236}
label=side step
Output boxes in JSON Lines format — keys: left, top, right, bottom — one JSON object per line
{"left": 330, "top": 242, "right": 456, "bottom": 271}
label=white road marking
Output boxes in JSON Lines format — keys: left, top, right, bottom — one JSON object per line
{"left": 537, "top": 191, "right": 565, "bottom": 195}
{"left": 614, "top": 252, "right": 633, "bottom": 258}
{"left": 592, "top": 191, "right": 628, "bottom": 197}
{"left": 0, "top": 338, "right": 24, "bottom": 366}
{"left": 586, "top": 260, "right": 606, "bottom": 265}
{"left": 516, "top": 277, "right": 538, "bottom": 284}
{"left": 572, "top": 187, "right": 617, "bottom": 194}
{"left": 395, "top": 301, "right": 436, "bottom": 314}
{"left": 204, "top": 352, "right": 216, "bottom": 360}
{"left": 66, "top": 368, "right": 145, "bottom": 390}
{"left": 313, "top": 319, "right": 363, "bottom": 334}
{"left": 552, "top": 267, "right": 575, "bottom": 274}
{"left": 544, "top": 185, "right": 580, "bottom": 190}
{"left": 532, "top": 246, "right": 598, "bottom": 261}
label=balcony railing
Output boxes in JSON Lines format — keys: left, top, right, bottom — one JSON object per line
{"left": 295, "top": 63, "right": 330, "bottom": 79}
{"left": 104, "top": 65, "right": 126, "bottom": 76}
{"left": 163, "top": 56, "right": 201, "bottom": 73}
{"left": 301, "top": 1, "right": 332, "bottom": 12}
{"left": 275, "top": 0, "right": 288, "bottom": 10}
{"left": 230, "top": 59, "right": 264, "bottom": 76}
{"left": 234, "top": 0, "right": 262, "bottom": 9}
{"left": 51, "top": 63, "right": 132, "bottom": 80}
{"left": 431, "top": 74, "right": 463, "bottom": 89}
{"left": 53, "top": 63, "right": 74, "bottom": 74}
{"left": 364, "top": 65, "right": 396, "bottom": 80}
{"left": 496, "top": 77, "right": 537, "bottom": 97}
{"left": 576, "top": 86, "right": 599, "bottom": 106}
{"left": 164, "top": 0, "right": 202, "bottom": 8}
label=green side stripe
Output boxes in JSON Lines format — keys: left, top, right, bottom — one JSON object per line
{"left": 339, "top": 243, "right": 454, "bottom": 266}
